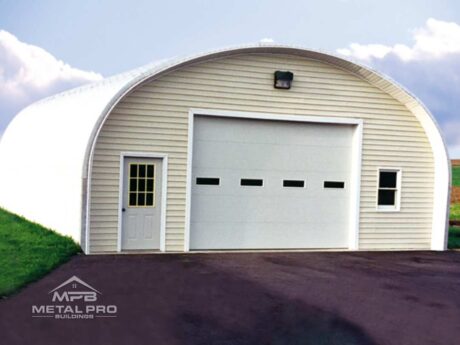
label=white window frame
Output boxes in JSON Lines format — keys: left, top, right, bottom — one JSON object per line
{"left": 376, "top": 168, "right": 402, "bottom": 212}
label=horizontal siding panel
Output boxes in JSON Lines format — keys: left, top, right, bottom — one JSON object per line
{"left": 154, "top": 78, "right": 396, "bottom": 103}
{"left": 359, "top": 238, "right": 431, "bottom": 244}
{"left": 182, "top": 65, "right": 378, "bottom": 88}
{"left": 360, "top": 228, "right": 432, "bottom": 233}
{"left": 359, "top": 243, "right": 430, "bottom": 250}
{"left": 123, "top": 91, "right": 416, "bottom": 118}
{"left": 96, "top": 143, "right": 188, "bottom": 152}
{"left": 91, "top": 233, "right": 118, "bottom": 240}
{"left": 156, "top": 74, "right": 405, "bottom": 100}
{"left": 99, "top": 134, "right": 187, "bottom": 143}
{"left": 137, "top": 87, "right": 409, "bottom": 111}
{"left": 89, "top": 53, "right": 434, "bottom": 253}
{"left": 103, "top": 126, "right": 188, "bottom": 136}
{"left": 167, "top": 69, "right": 385, "bottom": 93}
{"left": 360, "top": 235, "right": 431, "bottom": 240}
{"left": 126, "top": 93, "right": 416, "bottom": 118}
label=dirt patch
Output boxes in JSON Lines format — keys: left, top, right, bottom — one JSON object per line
{"left": 452, "top": 186, "right": 460, "bottom": 203}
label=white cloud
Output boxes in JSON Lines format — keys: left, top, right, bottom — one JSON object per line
{"left": 337, "top": 18, "right": 460, "bottom": 61}
{"left": 0, "top": 30, "right": 102, "bottom": 133}
{"left": 337, "top": 18, "right": 460, "bottom": 158}
{"left": 259, "top": 38, "right": 275, "bottom": 44}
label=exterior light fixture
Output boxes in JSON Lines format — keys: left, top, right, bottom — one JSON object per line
{"left": 274, "top": 71, "right": 294, "bottom": 89}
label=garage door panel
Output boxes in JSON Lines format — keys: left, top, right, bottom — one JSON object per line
{"left": 193, "top": 141, "right": 352, "bottom": 172}
{"left": 194, "top": 116, "right": 355, "bottom": 147}
{"left": 190, "top": 115, "right": 354, "bottom": 250}
{"left": 190, "top": 222, "right": 349, "bottom": 250}
{"left": 192, "top": 194, "right": 350, "bottom": 222}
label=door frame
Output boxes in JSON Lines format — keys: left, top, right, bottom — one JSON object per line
{"left": 184, "top": 108, "right": 363, "bottom": 252}
{"left": 118, "top": 152, "right": 168, "bottom": 252}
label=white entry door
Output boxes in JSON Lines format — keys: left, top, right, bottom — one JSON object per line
{"left": 190, "top": 115, "right": 355, "bottom": 250}
{"left": 121, "top": 157, "right": 162, "bottom": 250}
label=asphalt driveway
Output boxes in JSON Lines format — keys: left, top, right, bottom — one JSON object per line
{"left": 1, "top": 251, "right": 460, "bottom": 345}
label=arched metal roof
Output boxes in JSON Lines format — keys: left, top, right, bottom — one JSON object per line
{"left": 0, "top": 44, "right": 450, "bottom": 250}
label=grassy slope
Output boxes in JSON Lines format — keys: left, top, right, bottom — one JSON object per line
{"left": 449, "top": 226, "right": 460, "bottom": 249}
{"left": 450, "top": 165, "right": 460, "bottom": 247}
{"left": 0, "top": 208, "right": 81, "bottom": 297}
{"left": 453, "top": 166, "right": 460, "bottom": 187}
{"left": 451, "top": 204, "right": 460, "bottom": 221}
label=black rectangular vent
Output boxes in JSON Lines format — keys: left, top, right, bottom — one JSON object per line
{"left": 324, "top": 181, "right": 345, "bottom": 189}
{"left": 283, "top": 180, "right": 305, "bottom": 187}
{"left": 241, "top": 178, "right": 263, "bottom": 186}
{"left": 196, "top": 177, "right": 220, "bottom": 185}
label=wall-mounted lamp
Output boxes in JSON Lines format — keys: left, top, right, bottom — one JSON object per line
{"left": 274, "top": 71, "right": 294, "bottom": 89}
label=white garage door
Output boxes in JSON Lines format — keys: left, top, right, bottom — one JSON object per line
{"left": 190, "top": 115, "right": 355, "bottom": 250}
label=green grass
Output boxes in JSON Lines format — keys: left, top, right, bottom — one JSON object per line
{"left": 451, "top": 204, "right": 460, "bottom": 221}
{"left": 448, "top": 226, "right": 460, "bottom": 249}
{"left": 453, "top": 166, "right": 460, "bottom": 187}
{"left": 0, "top": 208, "right": 81, "bottom": 297}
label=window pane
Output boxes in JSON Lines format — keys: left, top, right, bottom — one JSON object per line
{"left": 196, "top": 177, "right": 220, "bottom": 185}
{"left": 241, "top": 179, "right": 263, "bottom": 186}
{"left": 130, "top": 164, "right": 138, "bottom": 178}
{"left": 138, "top": 192, "right": 145, "bottom": 206}
{"left": 283, "top": 180, "right": 305, "bottom": 187}
{"left": 146, "top": 193, "right": 154, "bottom": 206}
{"left": 379, "top": 171, "right": 397, "bottom": 188}
{"left": 147, "top": 165, "right": 154, "bottom": 178}
{"left": 129, "top": 178, "right": 137, "bottom": 192}
{"left": 324, "top": 181, "right": 345, "bottom": 189}
{"left": 378, "top": 189, "right": 396, "bottom": 206}
{"left": 147, "top": 179, "right": 154, "bottom": 192}
{"left": 138, "top": 178, "right": 146, "bottom": 192}
{"left": 139, "top": 164, "right": 146, "bottom": 178}
{"left": 129, "top": 192, "right": 137, "bottom": 206}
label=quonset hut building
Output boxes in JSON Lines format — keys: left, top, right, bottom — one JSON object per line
{"left": 0, "top": 45, "right": 451, "bottom": 253}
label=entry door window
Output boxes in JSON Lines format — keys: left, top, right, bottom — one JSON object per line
{"left": 128, "top": 163, "right": 155, "bottom": 207}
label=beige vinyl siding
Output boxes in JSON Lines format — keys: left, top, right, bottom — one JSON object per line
{"left": 90, "top": 53, "right": 434, "bottom": 253}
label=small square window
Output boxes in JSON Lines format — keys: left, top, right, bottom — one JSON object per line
{"left": 241, "top": 178, "right": 263, "bottom": 186}
{"left": 377, "top": 169, "right": 401, "bottom": 211}
{"left": 196, "top": 177, "right": 220, "bottom": 185}
{"left": 283, "top": 180, "right": 305, "bottom": 188}
{"left": 324, "top": 181, "right": 345, "bottom": 189}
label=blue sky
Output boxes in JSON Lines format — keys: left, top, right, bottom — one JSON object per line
{"left": 0, "top": 0, "right": 459, "bottom": 156}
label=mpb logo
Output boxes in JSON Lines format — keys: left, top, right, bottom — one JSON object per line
{"left": 32, "top": 275, "right": 117, "bottom": 319}
{"left": 50, "top": 276, "right": 99, "bottom": 302}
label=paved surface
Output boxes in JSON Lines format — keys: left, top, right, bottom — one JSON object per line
{"left": 1, "top": 251, "right": 460, "bottom": 345}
